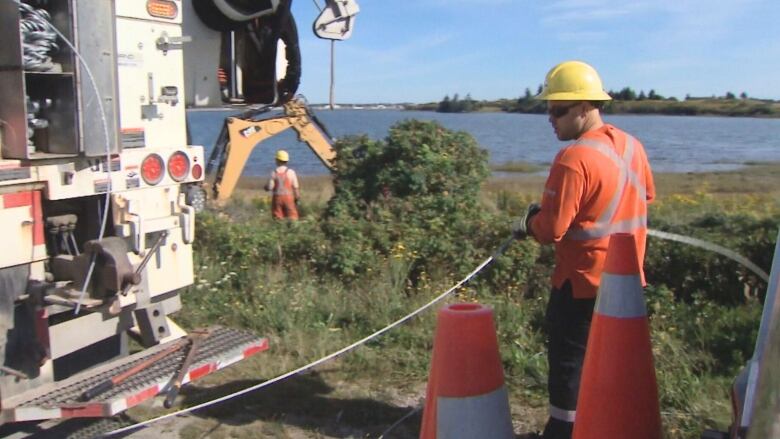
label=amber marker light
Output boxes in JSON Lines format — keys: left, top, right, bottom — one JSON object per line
{"left": 147, "top": 0, "right": 178, "bottom": 19}
{"left": 141, "top": 154, "right": 165, "bottom": 185}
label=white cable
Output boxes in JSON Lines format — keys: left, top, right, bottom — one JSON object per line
{"left": 378, "top": 405, "right": 422, "bottom": 438}
{"left": 648, "top": 229, "right": 769, "bottom": 282}
{"left": 11, "top": 0, "right": 114, "bottom": 313}
{"left": 101, "top": 237, "right": 514, "bottom": 437}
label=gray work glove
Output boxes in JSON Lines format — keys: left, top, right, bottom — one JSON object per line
{"left": 512, "top": 203, "right": 541, "bottom": 240}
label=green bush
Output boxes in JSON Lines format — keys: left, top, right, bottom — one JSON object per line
{"left": 321, "top": 119, "right": 492, "bottom": 281}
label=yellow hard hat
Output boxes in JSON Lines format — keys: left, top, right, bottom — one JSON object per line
{"left": 276, "top": 150, "right": 289, "bottom": 162}
{"left": 535, "top": 60, "right": 612, "bottom": 101}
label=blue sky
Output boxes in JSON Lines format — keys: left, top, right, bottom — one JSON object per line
{"left": 291, "top": 0, "right": 780, "bottom": 104}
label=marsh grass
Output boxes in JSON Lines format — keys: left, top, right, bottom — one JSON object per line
{"left": 490, "top": 160, "right": 548, "bottom": 174}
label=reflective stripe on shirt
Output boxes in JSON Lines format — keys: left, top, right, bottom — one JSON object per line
{"left": 564, "top": 135, "right": 648, "bottom": 241}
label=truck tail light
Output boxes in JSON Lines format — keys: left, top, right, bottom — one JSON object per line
{"left": 191, "top": 163, "right": 203, "bottom": 180}
{"left": 167, "top": 151, "right": 190, "bottom": 182}
{"left": 147, "top": 0, "right": 178, "bottom": 19}
{"left": 141, "top": 154, "right": 165, "bottom": 185}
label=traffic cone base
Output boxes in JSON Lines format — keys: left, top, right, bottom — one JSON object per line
{"left": 420, "top": 303, "right": 514, "bottom": 439}
{"left": 575, "top": 316, "right": 661, "bottom": 438}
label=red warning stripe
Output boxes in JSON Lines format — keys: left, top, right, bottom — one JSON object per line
{"left": 189, "top": 363, "right": 217, "bottom": 382}
{"left": 2, "top": 191, "right": 34, "bottom": 208}
{"left": 2, "top": 191, "right": 44, "bottom": 245}
{"left": 61, "top": 404, "right": 106, "bottom": 418}
{"left": 244, "top": 338, "right": 270, "bottom": 356}
{"left": 126, "top": 386, "right": 161, "bottom": 408}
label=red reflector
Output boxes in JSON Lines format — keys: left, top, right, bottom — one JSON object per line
{"left": 147, "top": 0, "right": 178, "bottom": 19}
{"left": 191, "top": 163, "right": 203, "bottom": 180}
{"left": 167, "top": 151, "right": 190, "bottom": 182}
{"left": 141, "top": 154, "right": 165, "bottom": 185}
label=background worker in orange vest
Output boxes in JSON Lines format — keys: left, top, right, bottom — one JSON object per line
{"left": 512, "top": 60, "right": 655, "bottom": 439}
{"left": 265, "top": 149, "right": 301, "bottom": 220}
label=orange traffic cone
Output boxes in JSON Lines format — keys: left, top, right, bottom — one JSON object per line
{"left": 573, "top": 233, "right": 662, "bottom": 439}
{"left": 419, "top": 303, "right": 514, "bottom": 439}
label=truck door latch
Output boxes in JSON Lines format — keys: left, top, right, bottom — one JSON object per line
{"left": 156, "top": 32, "right": 192, "bottom": 55}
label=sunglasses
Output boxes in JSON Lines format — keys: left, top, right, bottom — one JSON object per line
{"left": 547, "top": 102, "right": 581, "bottom": 119}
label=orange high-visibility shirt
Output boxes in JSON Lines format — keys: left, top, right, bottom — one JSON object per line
{"left": 529, "top": 124, "right": 655, "bottom": 298}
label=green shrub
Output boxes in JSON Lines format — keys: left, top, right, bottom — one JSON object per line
{"left": 321, "top": 119, "right": 492, "bottom": 281}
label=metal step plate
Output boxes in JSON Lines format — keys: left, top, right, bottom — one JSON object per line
{"left": 1, "top": 326, "right": 268, "bottom": 424}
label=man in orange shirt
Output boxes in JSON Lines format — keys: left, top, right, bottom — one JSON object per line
{"left": 265, "top": 149, "right": 301, "bottom": 220}
{"left": 513, "top": 61, "right": 655, "bottom": 439}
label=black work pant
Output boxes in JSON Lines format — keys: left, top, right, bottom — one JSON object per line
{"left": 542, "top": 280, "right": 595, "bottom": 439}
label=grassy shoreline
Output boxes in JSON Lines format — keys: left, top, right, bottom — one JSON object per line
{"left": 231, "top": 161, "right": 780, "bottom": 202}
{"left": 408, "top": 97, "right": 780, "bottom": 118}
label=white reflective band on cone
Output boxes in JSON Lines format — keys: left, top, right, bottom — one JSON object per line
{"left": 550, "top": 404, "right": 577, "bottom": 422}
{"left": 436, "top": 385, "right": 514, "bottom": 439}
{"left": 595, "top": 273, "right": 647, "bottom": 318}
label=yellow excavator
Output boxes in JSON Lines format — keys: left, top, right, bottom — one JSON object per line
{"left": 203, "top": 97, "right": 337, "bottom": 203}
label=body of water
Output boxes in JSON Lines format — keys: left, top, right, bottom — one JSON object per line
{"left": 187, "top": 109, "right": 780, "bottom": 177}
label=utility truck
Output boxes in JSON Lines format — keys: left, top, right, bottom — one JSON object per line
{"left": 0, "top": 0, "right": 356, "bottom": 431}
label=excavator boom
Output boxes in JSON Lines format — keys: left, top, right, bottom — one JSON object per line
{"left": 207, "top": 98, "right": 336, "bottom": 201}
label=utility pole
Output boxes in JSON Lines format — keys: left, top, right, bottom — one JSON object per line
{"left": 329, "top": 40, "right": 335, "bottom": 110}
{"left": 313, "top": 0, "right": 359, "bottom": 109}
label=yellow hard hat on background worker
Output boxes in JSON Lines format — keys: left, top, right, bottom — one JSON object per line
{"left": 535, "top": 60, "right": 612, "bottom": 101}
{"left": 276, "top": 150, "right": 289, "bottom": 162}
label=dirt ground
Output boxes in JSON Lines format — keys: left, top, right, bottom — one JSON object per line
{"left": 117, "top": 357, "right": 547, "bottom": 439}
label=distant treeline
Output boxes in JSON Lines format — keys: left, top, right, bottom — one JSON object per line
{"left": 410, "top": 87, "right": 780, "bottom": 118}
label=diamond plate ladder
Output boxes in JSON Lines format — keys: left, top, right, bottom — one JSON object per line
{"left": 0, "top": 326, "right": 268, "bottom": 424}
